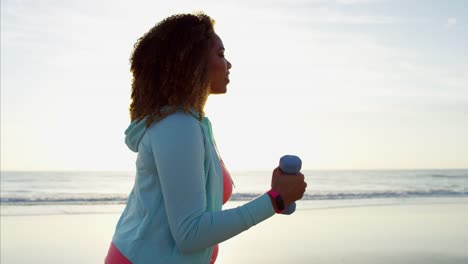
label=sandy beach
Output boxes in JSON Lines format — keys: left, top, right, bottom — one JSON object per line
{"left": 1, "top": 201, "right": 468, "bottom": 264}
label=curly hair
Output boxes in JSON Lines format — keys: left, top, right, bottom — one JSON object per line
{"left": 129, "top": 12, "right": 216, "bottom": 127}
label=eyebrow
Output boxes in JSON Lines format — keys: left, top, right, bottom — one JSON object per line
{"left": 219, "top": 47, "right": 225, "bottom": 51}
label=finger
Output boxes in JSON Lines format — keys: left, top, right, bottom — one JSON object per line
{"left": 272, "top": 167, "right": 281, "bottom": 176}
{"left": 289, "top": 173, "right": 305, "bottom": 181}
{"left": 299, "top": 173, "right": 305, "bottom": 181}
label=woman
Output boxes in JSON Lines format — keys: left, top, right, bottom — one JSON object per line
{"left": 105, "top": 12, "right": 307, "bottom": 264}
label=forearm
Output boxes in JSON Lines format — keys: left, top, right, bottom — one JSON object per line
{"left": 173, "top": 193, "right": 275, "bottom": 253}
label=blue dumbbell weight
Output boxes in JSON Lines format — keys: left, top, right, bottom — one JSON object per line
{"left": 279, "top": 155, "right": 302, "bottom": 215}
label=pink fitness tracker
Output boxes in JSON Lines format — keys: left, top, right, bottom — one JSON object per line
{"left": 267, "top": 189, "right": 285, "bottom": 213}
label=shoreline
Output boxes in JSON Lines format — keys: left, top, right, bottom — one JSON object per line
{"left": 2, "top": 201, "right": 468, "bottom": 264}
{"left": 2, "top": 196, "right": 467, "bottom": 217}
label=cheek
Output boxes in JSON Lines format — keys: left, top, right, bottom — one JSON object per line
{"left": 212, "top": 55, "right": 227, "bottom": 69}
{"left": 214, "top": 60, "right": 226, "bottom": 73}
{"left": 209, "top": 60, "right": 226, "bottom": 80}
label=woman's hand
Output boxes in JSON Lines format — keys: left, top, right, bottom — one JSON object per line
{"left": 271, "top": 167, "right": 307, "bottom": 207}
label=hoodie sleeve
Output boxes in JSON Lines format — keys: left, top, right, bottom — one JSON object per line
{"left": 149, "top": 112, "right": 275, "bottom": 254}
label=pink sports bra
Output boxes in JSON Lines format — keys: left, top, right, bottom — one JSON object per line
{"left": 210, "top": 159, "right": 233, "bottom": 263}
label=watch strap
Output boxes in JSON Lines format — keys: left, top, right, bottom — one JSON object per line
{"left": 267, "top": 189, "right": 285, "bottom": 214}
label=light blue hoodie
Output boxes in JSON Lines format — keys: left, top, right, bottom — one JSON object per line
{"left": 111, "top": 109, "right": 275, "bottom": 264}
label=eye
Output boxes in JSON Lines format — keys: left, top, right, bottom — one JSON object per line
{"left": 218, "top": 53, "right": 225, "bottom": 58}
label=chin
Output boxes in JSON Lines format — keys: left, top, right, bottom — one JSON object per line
{"left": 210, "top": 87, "right": 227, "bottom": 94}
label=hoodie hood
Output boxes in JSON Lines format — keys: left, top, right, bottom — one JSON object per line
{"left": 124, "top": 107, "right": 204, "bottom": 152}
{"left": 124, "top": 117, "right": 148, "bottom": 152}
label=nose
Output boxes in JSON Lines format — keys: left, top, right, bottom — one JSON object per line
{"left": 227, "top": 59, "right": 232, "bottom": 69}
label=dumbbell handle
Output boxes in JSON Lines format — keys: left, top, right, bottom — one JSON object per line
{"left": 279, "top": 155, "right": 302, "bottom": 215}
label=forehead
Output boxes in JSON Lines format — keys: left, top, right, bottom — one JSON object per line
{"left": 211, "top": 33, "right": 224, "bottom": 49}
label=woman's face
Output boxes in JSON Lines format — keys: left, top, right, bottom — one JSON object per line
{"left": 207, "top": 33, "right": 232, "bottom": 94}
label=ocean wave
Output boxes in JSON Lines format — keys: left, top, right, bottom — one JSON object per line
{"left": 430, "top": 174, "right": 468, "bottom": 179}
{"left": 0, "top": 195, "right": 128, "bottom": 205}
{"left": 3, "top": 189, "right": 466, "bottom": 205}
{"left": 231, "top": 190, "right": 468, "bottom": 201}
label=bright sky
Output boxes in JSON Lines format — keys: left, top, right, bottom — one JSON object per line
{"left": 1, "top": 0, "right": 467, "bottom": 171}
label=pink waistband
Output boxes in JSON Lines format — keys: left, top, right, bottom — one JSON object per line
{"left": 105, "top": 242, "right": 132, "bottom": 264}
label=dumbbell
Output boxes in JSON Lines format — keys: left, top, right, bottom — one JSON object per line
{"left": 279, "top": 155, "right": 302, "bottom": 215}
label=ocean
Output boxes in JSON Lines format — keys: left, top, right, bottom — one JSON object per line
{"left": 1, "top": 169, "right": 467, "bottom": 216}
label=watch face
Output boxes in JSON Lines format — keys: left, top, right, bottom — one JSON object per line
{"left": 275, "top": 195, "right": 285, "bottom": 211}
